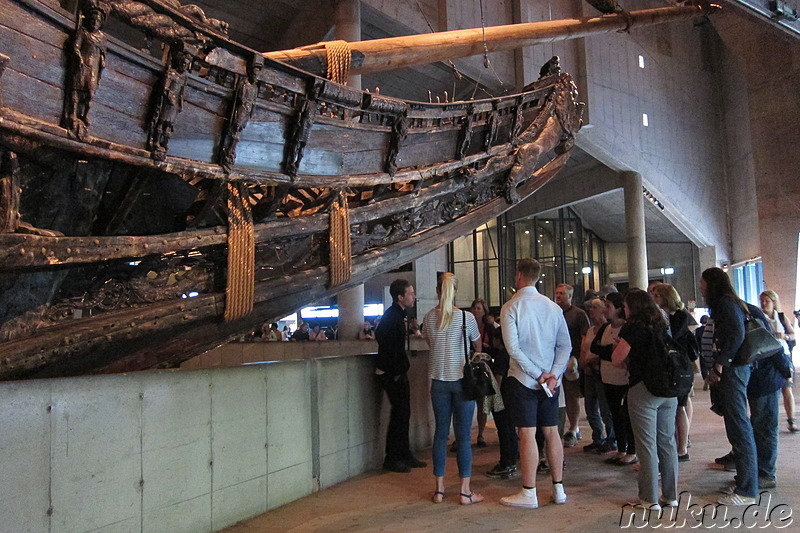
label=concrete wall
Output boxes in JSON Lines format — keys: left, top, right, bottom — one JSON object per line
{"left": 577, "top": 0, "right": 730, "bottom": 256}
{"left": 0, "top": 352, "right": 436, "bottom": 533}
{"left": 414, "top": 248, "right": 449, "bottom": 318}
{"left": 713, "top": 8, "right": 800, "bottom": 311}
{"left": 180, "top": 339, "right": 382, "bottom": 368}
{"left": 716, "top": 17, "right": 759, "bottom": 266}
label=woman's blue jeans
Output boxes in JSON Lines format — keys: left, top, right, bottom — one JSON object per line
{"left": 431, "top": 379, "right": 475, "bottom": 478}
{"left": 584, "top": 372, "right": 614, "bottom": 443}
{"left": 749, "top": 390, "right": 779, "bottom": 482}
{"left": 720, "top": 363, "right": 758, "bottom": 498}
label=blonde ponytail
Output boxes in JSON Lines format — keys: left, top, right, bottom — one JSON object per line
{"left": 436, "top": 272, "right": 457, "bottom": 330}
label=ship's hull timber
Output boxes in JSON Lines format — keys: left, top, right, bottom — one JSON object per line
{"left": 0, "top": 0, "right": 591, "bottom": 380}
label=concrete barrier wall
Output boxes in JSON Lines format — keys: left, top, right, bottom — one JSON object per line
{"left": 0, "top": 352, "right": 435, "bottom": 533}
{"left": 179, "top": 338, "right": 432, "bottom": 368}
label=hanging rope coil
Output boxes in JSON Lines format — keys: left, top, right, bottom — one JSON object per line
{"left": 325, "top": 40, "right": 351, "bottom": 84}
{"left": 224, "top": 182, "right": 254, "bottom": 321}
{"left": 328, "top": 189, "right": 352, "bottom": 288}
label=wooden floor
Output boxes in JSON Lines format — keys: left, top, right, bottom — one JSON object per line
{"left": 222, "top": 385, "right": 800, "bottom": 533}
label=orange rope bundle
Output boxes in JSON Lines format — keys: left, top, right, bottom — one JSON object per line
{"left": 224, "top": 182, "right": 254, "bottom": 321}
{"left": 328, "top": 189, "right": 352, "bottom": 288}
{"left": 325, "top": 40, "right": 351, "bottom": 84}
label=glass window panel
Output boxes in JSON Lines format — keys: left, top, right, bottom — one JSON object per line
{"left": 536, "top": 219, "right": 556, "bottom": 257}
{"left": 454, "top": 261, "right": 475, "bottom": 305}
{"left": 516, "top": 221, "right": 533, "bottom": 258}
{"left": 476, "top": 260, "right": 486, "bottom": 302}
{"left": 538, "top": 263, "right": 557, "bottom": 298}
{"left": 452, "top": 233, "right": 474, "bottom": 262}
{"left": 450, "top": 210, "right": 606, "bottom": 310}
{"left": 487, "top": 260, "right": 500, "bottom": 308}
{"left": 480, "top": 229, "right": 498, "bottom": 260}
{"left": 563, "top": 218, "right": 580, "bottom": 262}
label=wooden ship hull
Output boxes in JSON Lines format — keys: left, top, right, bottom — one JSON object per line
{"left": 0, "top": 0, "right": 711, "bottom": 380}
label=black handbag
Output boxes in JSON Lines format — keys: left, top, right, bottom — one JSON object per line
{"left": 733, "top": 311, "right": 784, "bottom": 366}
{"left": 461, "top": 310, "right": 495, "bottom": 400}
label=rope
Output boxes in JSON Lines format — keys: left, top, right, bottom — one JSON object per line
{"left": 412, "top": 0, "right": 464, "bottom": 83}
{"left": 325, "top": 40, "right": 351, "bottom": 84}
{"left": 328, "top": 189, "right": 352, "bottom": 287}
{"left": 479, "top": 0, "right": 489, "bottom": 67}
{"left": 224, "top": 182, "right": 254, "bottom": 321}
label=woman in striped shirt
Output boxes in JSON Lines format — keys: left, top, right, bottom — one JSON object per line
{"left": 423, "top": 272, "right": 483, "bottom": 505}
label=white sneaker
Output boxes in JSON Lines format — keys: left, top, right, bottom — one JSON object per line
{"left": 717, "top": 493, "right": 756, "bottom": 506}
{"left": 718, "top": 481, "right": 737, "bottom": 495}
{"left": 501, "top": 488, "right": 539, "bottom": 509}
{"left": 629, "top": 501, "right": 661, "bottom": 512}
{"left": 552, "top": 483, "right": 567, "bottom": 504}
{"left": 660, "top": 499, "right": 679, "bottom": 507}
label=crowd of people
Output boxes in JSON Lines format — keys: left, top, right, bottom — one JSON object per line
{"left": 250, "top": 321, "right": 336, "bottom": 341}
{"left": 249, "top": 317, "right": 388, "bottom": 342}
{"left": 264, "top": 316, "right": 407, "bottom": 342}
{"left": 372, "top": 259, "right": 796, "bottom": 511}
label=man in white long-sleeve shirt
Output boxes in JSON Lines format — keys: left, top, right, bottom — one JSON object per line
{"left": 500, "top": 258, "right": 572, "bottom": 509}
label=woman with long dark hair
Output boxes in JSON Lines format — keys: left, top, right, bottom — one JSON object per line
{"left": 470, "top": 298, "right": 492, "bottom": 447}
{"left": 702, "top": 267, "right": 758, "bottom": 506}
{"left": 423, "top": 273, "right": 484, "bottom": 505}
{"left": 611, "top": 289, "right": 677, "bottom": 510}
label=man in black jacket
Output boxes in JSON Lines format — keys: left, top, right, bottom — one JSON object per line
{"left": 375, "top": 279, "right": 427, "bottom": 473}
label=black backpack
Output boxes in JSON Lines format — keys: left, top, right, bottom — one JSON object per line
{"left": 643, "top": 328, "right": 695, "bottom": 398}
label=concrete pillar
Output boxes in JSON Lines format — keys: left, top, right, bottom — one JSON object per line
{"left": 623, "top": 171, "right": 648, "bottom": 290}
{"left": 333, "top": 1, "right": 365, "bottom": 341}
{"left": 697, "top": 246, "right": 717, "bottom": 272}
{"left": 335, "top": 0, "right": 361, "bottom": 90}
{"left": 337, "top": 285, "right": 365, "bottom": 341}
{"left": 511, "top": 0, "right": 527, "bottom": 92}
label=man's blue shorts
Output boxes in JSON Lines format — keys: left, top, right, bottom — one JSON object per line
{"left": 504, "top": 376, "right": 560, "bottom": 428}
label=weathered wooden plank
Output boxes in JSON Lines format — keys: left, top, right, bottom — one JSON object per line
{"left": 0, "top": 68, "right": 64, "bottom": 126}
{"left": 89, "top": 94, "right": 151, "bottom": 149}
{"left": 0, "top": 105, "right": 516, "bottom": 191}
{"left": 166, "top": 100, "right": 227, "bottom": 163}
{"left": 398, "top": 132, "right": 461, "bottom": 168}
{"left": 179, "top": 79, "right": 231, "bottom": 118}
{"left": 305, "top": 122, "right": 389, "bottom": 154}
{"left": 231, "top": 139, "right": 286, "bottom": 172}
{"left": 0, "top": 0, "right": 71, "bottom": 51}
{"left": 0, "top": 30, "right": 66, "bottom": 124}
{"left": 93, "top": 50, "right": 160, "bottom": 120}
{"left": 340, "top": 147, "right": 387, "bottom": 174}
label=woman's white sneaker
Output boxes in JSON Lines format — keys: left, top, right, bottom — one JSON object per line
{"left": 629, "top": 501, "right": 662, "bottom": 512}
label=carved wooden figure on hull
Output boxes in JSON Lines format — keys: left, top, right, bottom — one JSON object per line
{"left": 147, "top": 45, "right": 194, "bottom": 161}
{"left": 63, "top": 0, "right": 109, "bottom": 141}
